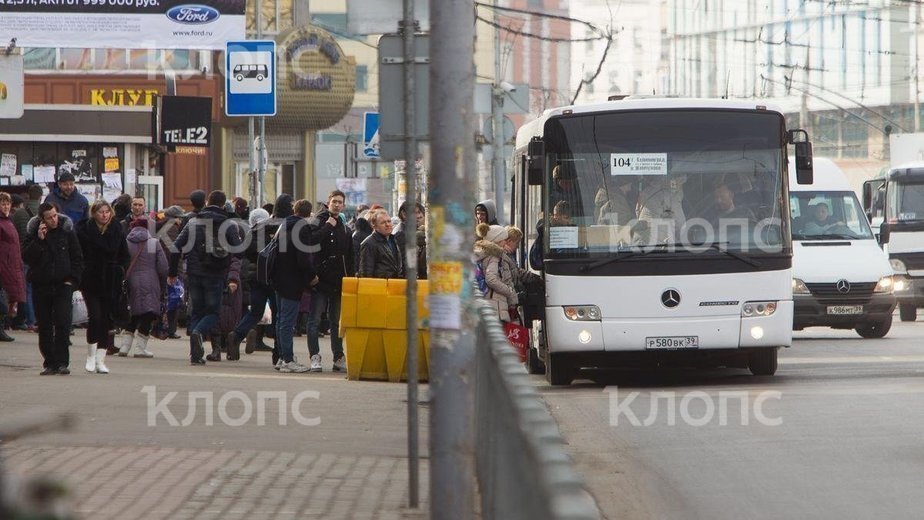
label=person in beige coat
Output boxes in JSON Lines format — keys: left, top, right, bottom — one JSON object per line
{"left": 474, "top": 223, "right": 518, "bottom": 322}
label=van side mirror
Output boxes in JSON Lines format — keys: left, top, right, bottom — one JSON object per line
{"left": 879, "top": 221, "right": 890, "bottom": 245}
{"left": 527, "top": 137, "right": 544, "bottom": 186}
{"left": 788, "top": 129, "right": 813, "bottom": 185}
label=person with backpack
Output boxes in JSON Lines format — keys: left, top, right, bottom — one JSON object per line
{"left": 272, "top": 199, "right": 319, "bottom": 373}
{"left": 474, "top": 223, "right": 518, "bottom": 322}
{"left": 168, "top": 190, "right": 242, "bottom": 365}
{"left": 226, "top": 195, "right": 292, "bottom": 365}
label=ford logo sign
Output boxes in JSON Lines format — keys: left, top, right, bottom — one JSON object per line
{"left": 166, "top": 5, "right": 220, "bottom": 25}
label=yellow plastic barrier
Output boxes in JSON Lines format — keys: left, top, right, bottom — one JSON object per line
{"left": 341, "top": 277, "right": 430, "bottom": 382}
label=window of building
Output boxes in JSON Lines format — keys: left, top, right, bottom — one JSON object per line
{"left": 356, "top": 65, "right": 368, "bottom": 92}
{"left": 312, "top": 13, "right": 348, "bottom": 34}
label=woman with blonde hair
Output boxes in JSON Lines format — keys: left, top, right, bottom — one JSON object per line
{"left": 76, "top": 199, "right": 129, "bottom": 373}
{"left": 474, "top": 222, "right": 518, "bottom": 321}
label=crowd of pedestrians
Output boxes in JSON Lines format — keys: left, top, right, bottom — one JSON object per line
{"left": 0, "top": 175, "right": 433, "bottom": 376}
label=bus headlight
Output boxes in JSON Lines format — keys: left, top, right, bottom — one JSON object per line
{"left": 792, "top": 278, "right": 810, "bottom": 295}
{"left": 564, "top": 305, "right": 601, "bottom": 321}
{"left": 874, "top": 276, "right": 894, "bottom": 293}
{"left": 742, "top": 301, "right": 777, "bottom": 317}
{"left": 894, "top": 276, "right": 910, "bottom": 292}
{"left": 890, "top": 259, "right": 907, "bottom": 274}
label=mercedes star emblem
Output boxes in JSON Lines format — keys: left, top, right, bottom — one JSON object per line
{"left": 661, "top": 289, "right": 681, "bottom": 308}
{"left": 836, "top": 279, "right": 851, "bottom": 293}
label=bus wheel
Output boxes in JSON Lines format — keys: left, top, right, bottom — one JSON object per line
{"left": 235, "top": 74, "right": 244, "bottom": 82}
{"left": 899, "top": 304, "right": 917, "bottom": 322}
{"left": 546, "top": 353, "right": 573, "bottom": 386}
{"left": 855, "top": 315, "right": 892, "bottom": 339}
{"left": 747, "top": 348, "right": 778, "bottom": 376}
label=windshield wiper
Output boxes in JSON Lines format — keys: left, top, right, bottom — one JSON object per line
{"left": 705, "top": 242, "right": 762, "bottom": 267}
{"left": 579, "top": 250, "right": 642, "bottom": 272}
{"left": 797, "top": 233, "right": 858, "bottom": 240}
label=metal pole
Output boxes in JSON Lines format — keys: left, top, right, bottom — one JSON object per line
{"left": 429, "top": 0, "right": 476, "bottom": 517}
{"left": 491, "top": 0, "right": 506, "bottom": 224}
{"left": 256, "top": 0, "right": 266, "bottom": 207}
{"left": 249, "top": 117, "right": 256, "bottom": 206}
{"left": 401, "top": 0, "right": 420, "bottom": 510}
{"left": 915, "top": 2, "right": 921, "bottom": 133}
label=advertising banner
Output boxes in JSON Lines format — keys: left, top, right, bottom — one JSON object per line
{"left": 0, "top": 1, "right": 245, "bottom": 50}
{"left": 155, "top": 95, "right": 212, "bottom": 147}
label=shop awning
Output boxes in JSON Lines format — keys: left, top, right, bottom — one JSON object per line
{"left": 0, "top": 104, "right": 152, "bottom": 143}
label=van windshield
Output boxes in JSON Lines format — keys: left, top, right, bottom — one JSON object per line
{"left": 790, "top": 191, "right": 873, "bottom": 240}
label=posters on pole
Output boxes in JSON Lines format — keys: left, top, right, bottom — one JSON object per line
{"left": 336, "top": 178, "right": 367, "bottom": 207}
{"left": 0, "top": 154, "right": 15, "bottom": 177}
{"left": 0, "top": 1, "right": 246, "bottom": 50}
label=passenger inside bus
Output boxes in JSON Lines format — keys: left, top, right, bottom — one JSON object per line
{"left": 595, "top": 176, "right": 636, "bottom": 226}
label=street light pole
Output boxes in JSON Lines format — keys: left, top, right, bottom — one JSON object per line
{"left": 491, "top": 0, "right": 506, "bottom": 223}
{"left": 429, "top": 0, "right": 477, "bottom": 517}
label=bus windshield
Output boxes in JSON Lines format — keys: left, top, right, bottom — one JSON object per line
{"left": 541, "top": 110, "right": 786, "bottom": 258}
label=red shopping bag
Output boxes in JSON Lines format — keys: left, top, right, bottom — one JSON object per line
{"left": 503, "top": 321, "right": 530, "bottom": 363}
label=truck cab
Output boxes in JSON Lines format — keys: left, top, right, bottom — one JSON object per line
{"left": 863, "top": 163, "right": 924, "bottom": 322}
{"left": 791, "top": 158, "right": 897, "bottom": 337}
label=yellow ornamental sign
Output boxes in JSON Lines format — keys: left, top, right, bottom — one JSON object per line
{"left": 275, "top": 25, "right": 355, "bottom": 130}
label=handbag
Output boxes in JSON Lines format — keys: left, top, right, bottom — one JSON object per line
{"left": 149, "top": 296, "right": 171, "bottom": 340}
{"left": 503, "top": 321, "right": 530, "bottom": 363}
{"left": 113, "top": 245, "right": 144, "bottom": 327}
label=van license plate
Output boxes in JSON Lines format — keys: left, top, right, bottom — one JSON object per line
{"left": 646, "top": 336, "right": 699, "bottom": 349}
{"left": 827, "top": 305, "right": 864, "bottom": 315}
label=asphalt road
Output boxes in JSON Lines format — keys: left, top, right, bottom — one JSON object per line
{"left": 538, "top": 319, "right": 924, "bottom": 520}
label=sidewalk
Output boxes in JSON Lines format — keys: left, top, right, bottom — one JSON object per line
{"left": 0, "top": 330, "right": 429, "bottom": 519}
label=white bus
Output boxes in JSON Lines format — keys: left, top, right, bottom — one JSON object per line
{"left": 511, "top": 98, "right": 814, "bottom": 385}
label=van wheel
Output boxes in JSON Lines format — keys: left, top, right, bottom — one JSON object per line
{"left": 899, "top": 304, "right": 917, "bottom": 322}
{"left": 235, "top": 74, "right": 244, "bottom": 82}
{"left": 546, "top": 353, "right": 574, "bottom": 386}
{"left": 856, "top": 315, "right": 893, "bottom": 339}
{"left": 747, "top": 348, "right": 778, "bottom": 376}
{"left": 256, "top": 74, "right": 265, "bottom": 81}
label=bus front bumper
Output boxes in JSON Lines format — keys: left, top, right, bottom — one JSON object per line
{"left": 544, "top": 301, "right": 794, "bottom": 353}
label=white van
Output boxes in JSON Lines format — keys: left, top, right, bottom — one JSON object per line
{"left": 789, "top": 158, "right": 897, "bottom": 338}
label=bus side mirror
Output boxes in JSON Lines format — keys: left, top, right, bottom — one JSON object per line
{"left": 527, "top": 137, "right": 544, "bottom": 186}
{"left": 788, "top": 129, "right": 813, "bottom": 185}
{"left": 862, "top": 181, "right": 873, "bottom": 212}
{"left": 879, "top": 221, "right": 890, "bottom": 245}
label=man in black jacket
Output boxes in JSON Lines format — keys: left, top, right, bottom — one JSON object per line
{"left": 272, "top": 203, "right": 319, "bottom": 373}
{"left": 22, "top": 203, "right": 84, "bottom": 375}
{"left": 358, "top": 209, "right": 404, "bottom": 279}
{"left": 226, "top": 194, "right": 293, "bottom": 364}
{"left": 168, "top": 191, "right": 242, "bottom": 365}
{"left": 305, "top": 190, "right": 354, "bottom": 372}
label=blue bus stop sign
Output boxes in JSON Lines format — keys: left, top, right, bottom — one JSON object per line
{"left": 226, "top": 40, "right": 276, "bottom": 117}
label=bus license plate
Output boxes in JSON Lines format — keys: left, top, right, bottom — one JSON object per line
{"left": 827, "top": 305, "right": 864, "bottom": 315}
{"left": 646, "top": 336, "right": 699, "bottom": 349}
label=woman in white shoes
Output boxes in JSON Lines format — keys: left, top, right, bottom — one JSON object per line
{"left": 117, "top": 217, "right": 167, "bottom": 359}
{"left": 76, "top": 200, "right": 130, "bottom": 374}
